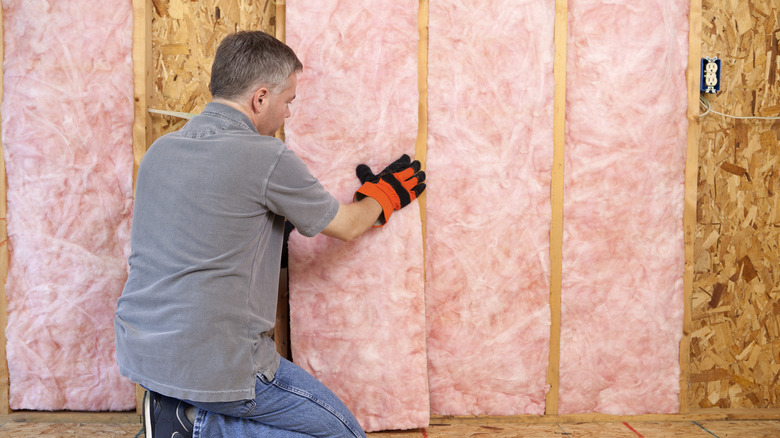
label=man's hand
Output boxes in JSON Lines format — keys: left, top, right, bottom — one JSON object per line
{"left": 354, "top": 155, "right": 426, "bottom": 226}
{"left": 356, "top": 154, "right": 413, "bottom": 184}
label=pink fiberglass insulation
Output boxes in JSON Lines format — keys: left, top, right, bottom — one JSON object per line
{"left": 425, "top": 0, "right": 556, "bottom": 415}
{"left": 2, "top": 0, "right": 135, "bottom": 410}
{"left": 285, "top": 1, "right": 429, "bottom": 432}
{"left": 559, "top": 0, "right": 689, "bottom": 414}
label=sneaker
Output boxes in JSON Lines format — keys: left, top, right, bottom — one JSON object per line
{"left": 143, "top": 389, "right": 194, "bottom": 438}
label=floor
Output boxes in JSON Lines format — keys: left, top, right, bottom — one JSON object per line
{"left": 0, "top": 420, "right": 779, "bottom": 437}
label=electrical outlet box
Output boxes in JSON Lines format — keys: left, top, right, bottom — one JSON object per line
{"left": 701, "top": 57, "right": 720, "bottom": 94}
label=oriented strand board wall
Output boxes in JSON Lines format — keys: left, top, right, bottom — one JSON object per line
{"left": 691, "top": 0, "right": 780, "bottom": 409}
{"left": 149, "top": 0, "right": 276, "bottom": 140}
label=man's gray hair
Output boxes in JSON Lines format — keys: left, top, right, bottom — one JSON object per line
{"left": 209, "top": 31, "right": 303, "bottom": 100}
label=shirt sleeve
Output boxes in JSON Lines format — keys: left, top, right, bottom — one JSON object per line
{"left": 264, "top": 147, "right": 339, "bottom": 237}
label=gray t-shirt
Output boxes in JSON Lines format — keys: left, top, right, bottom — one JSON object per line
{"left": 114, "top": 102, "right": 339, "bottom": 402}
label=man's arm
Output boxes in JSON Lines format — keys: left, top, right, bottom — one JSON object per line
{"left": 320, "top": 197, "right": 382, "bottom": 242}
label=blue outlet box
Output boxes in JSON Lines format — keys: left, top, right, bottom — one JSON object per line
{"left": 701, "top": 57, "right": 721, "bottom": 94}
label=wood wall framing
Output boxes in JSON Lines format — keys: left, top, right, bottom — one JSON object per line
{"left": 0, "top": 3, "right": 8, "bottom": 417}
{"left": 0, "top": 0, "right": 778, "bottom": 425}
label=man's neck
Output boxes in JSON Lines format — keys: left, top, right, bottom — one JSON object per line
{"left": 211, "top": 98, "right": 251, "bottom": 119}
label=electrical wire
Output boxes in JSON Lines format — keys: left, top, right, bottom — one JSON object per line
{"left": 699, "top": 95, "right": 780, "bottom": 120}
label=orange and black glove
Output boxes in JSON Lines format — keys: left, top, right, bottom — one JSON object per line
{"left": 356, "top": 154, "right": 413, "bottom": 184}
{"left": 354, "top": 155, "right": 426, "bottom": 226}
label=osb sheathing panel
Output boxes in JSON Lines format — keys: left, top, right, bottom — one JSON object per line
{"left": 692, "top": 0, "right": 780, "bottom": 409}
{"left": 149, "top": 0, "right": 276, "bottom": 140}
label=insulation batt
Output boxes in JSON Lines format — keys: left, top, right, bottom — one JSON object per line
{"left": 2, "top": 0, "right": 135, "bottom": 410}
{"left": 559, "top": 0, "right": 689, "bottom": 414}
{"left": 425, "top": 0, "right": 556, "bottom": 415}
{"left": 285, "top": 1, "right": 429, "bottom": 432}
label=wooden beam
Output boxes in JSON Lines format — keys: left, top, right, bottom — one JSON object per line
{"left": 132, "top": 0, "right": 153, "bottom": 415}
{"left": 0, "top": 2, "right": 9, "bottom": 417}
{"left": 1, "top": 407, "right": 777, "bottom": 427}
{"left": 429, "top": 408, "right": 780, "bottom": 425}
{"left": 276, "top": 0, "right": 286, "bottom": 42}
{"left": 0, "top": 411, "right": 137, "bottom": 425}
{"left": 546, "top": 0, "right": 568, "bottom": 417}
{"left": 272, "top": 0, "right": 292, "bottom": 361}
{"left": 680, "top": 0, "right": 702, "bottom": 414}
{"left": 133, "top": 0, "right": 153, "bottom": 191}
{"left": 415, "top": 0, "right": 429, "bottom": 252}
{"left": 275, "top": 0, "right": 285, "bottom": 143}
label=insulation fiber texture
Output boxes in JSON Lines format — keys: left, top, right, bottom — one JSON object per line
{"left": 559, "top": 0, "right": 690, "bottom": 415}
{"left": 424, "top": 0, "right": 556, "bottom": 416}
{"left": 2, "top": 0, "right": 135, "bottom": 410}
{"left": 285, "top": 0, "right": 429, "bottom": 432}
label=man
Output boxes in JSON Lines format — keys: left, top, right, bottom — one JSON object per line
{"left": 114, "top": 30, "right": 425, "bottom": 437}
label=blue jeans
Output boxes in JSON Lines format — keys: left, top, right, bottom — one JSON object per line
{"left": 186, "top": 357, "right": 366, "bottom": 437}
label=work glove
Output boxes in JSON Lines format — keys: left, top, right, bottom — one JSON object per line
{"left": 354, "top": 154, "right": 426, "bottom": 226}
{"left": 356, "top": 154, "right": 413, "bottom": 184}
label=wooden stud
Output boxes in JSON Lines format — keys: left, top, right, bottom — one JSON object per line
{"left": 133, "top": 0, "right": 153, "bottom": 189}
{"left": 274, "top": 0, "right": 287, "bottom": 143}
{"left": 276, "top": 0, "right": 286, "bottom": 43}
{"left": 415, "top": 0, "right": 429, "bottom": 252}
{"left": 681, "top": 0, "right": 703, "bottom": 414}
{"left": 0, "top": 2, "right": 9, "bottom": 417}
{"left": 273, "top": 0, "right": 291, "bottom": 361}
{"left": 132, "top": 0, "right": 153, "bottom": 415}
{"left": 546, "top": 0, "right": 568, "bottom": 417}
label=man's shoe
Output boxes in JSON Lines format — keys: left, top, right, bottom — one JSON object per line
{"left": 143, "top": 390, "right": 194, "bottom": 438}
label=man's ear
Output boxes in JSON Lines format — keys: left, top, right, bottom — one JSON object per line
{"left": 251, "top": 87, "right": 269, "bottom": 112}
